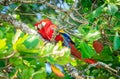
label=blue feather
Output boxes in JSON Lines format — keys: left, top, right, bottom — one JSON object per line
{"left": 60, "top": 33, "right": 74, "bottom": 48}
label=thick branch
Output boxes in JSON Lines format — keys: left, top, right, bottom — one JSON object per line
{"left": 0, "top": 13, "right": 33, "bottom": 33}
{"left": 0, "top": 0, "right": 45, "bottom": 5}
{"left": 65, "top": 63, "right": 85, "bottom": 79}
{"left": 65, "top": 63, "right": 94, "bottom": 79}
{"left": 0, "top": 13, "right": 44, "bottom": 40}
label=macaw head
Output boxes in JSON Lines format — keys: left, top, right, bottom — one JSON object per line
{"left": 34, "top": 19, "right": 58, "bottom": 40}
{"left": 34, "top": 19, "right": 53, "bottom": 30}
{"left": 34, "top": 19, "right": 57, "bottom": 31}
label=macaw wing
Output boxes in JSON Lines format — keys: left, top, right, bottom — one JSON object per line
{"left": 60, "top": 33, "right": 75, "bottom": 48}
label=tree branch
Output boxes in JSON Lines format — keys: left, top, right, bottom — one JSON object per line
{"left": 65, "top": 63, "right": 85, "bottom": 79}
{"left": 65, "top": 63, "right": 94, "bottom": 79}
{"left": 0, "top": 0, "right": 46, "bottom": 5}
{"left": 0, "top": 13, "right": 44, "bottom": 40}
{"left": 84, "top": 62, "right": 120, "bottom": 78}
{"left": 0, "top": 51, "right": 17, "bottom": 60}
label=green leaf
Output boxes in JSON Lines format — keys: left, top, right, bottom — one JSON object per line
{"left": 87, "top": 4, "right": 105, "bottom": 19}
{"left": 0, "top": 60, "right": 5, "bottom": 68}
{"left": 47, "top": 56, "right": 56, "bottom": 64}
{"left": 55, "top": 49, "right": 71, "bottom": 65}
{"left": 12, "top": 29, "right": 22, "bottom": 45}
{"left": 94, "top": 46, "right": 113, "bottom": 61}
{"left": 23, "top": 35, "right": 39, "bottom": 49}
{"left": 44, "top": 43, "right": 71, "bottom": 65}
{"left": 84, "top": 30, "right": 100, "bottom": 41}
{"left": 0, "top": 30, "right": 4, "bottom": 39}
{"left": 16, "top": 44, "right": 39, "bottom": 54}
{"left": 92, "top": 5, "right": 104, "bottom": 18}
{"left": 22, "top": 68, "right": 34, "bottom": 79}
{"left": 65, "top": 0, "right": 74, "bottom": 4}
{"left": 80, "top": 41, "right": 95, "bottom": 58}
{"left": 115, "top": 12, "right": 120, "bottom": 19}
{"left": 109, "top": 76, "right": 116, "bottom": 79}
{"left": 113, "top": 32, "right": 120, "bottom": 51}
{"left": 9, "top": 58, "right": 23, "bottom": 66}
{"left": 50, "top": 43, "right": 71, "bottom": 65}
{"left": 13, "top": 34, "right": 28, "bottom": 50}
{"left": 32, "top": 68, "right": 46, "bottom": 79}
{"left": 40, "top": 43, "right": 54, "bottom": 56}
{"left": 14, "top": 34, "right": 39, "bottom": 54}
{"left": 0, "top": 39, "right": 6, "bottom": 49}
{"left": 107, "top": 3, "right": 118, "bottom": 15}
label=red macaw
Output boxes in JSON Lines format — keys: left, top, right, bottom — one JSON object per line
{"left": 34, "top": 19, "right": 96, "bottom": 64}
{"left": 34, "top": 19, "right": 97, "bottom": 77}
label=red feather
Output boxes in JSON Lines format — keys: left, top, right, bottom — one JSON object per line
{"left": 69, "top": 42, "right": 82, "bottom": 59}
{"left": 93, "top": 40, "right": 103, "bottom": 53}
{"left": 69, "top": 42, "right": 96, "bottom": 64}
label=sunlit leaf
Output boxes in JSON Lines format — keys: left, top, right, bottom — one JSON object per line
{"left": 107, "top": 3, "right": 118, "bottom": 15}
{"left": 85, "top": 30, "right": 100, "bottom": 41}
{"left": 13, "top": 34, "right": 28, "bottom": 50}
{"left": 0, "top": 39, "right": 7, "bottom": 49}
{"left": 16, "top": 44, "right": 39, "bottom": 54}
{"left": 23, "top": 35, "right": 39, "bottom": 49}
{"left": 80, "top": 41, "right": 95, "bottom": 58}
{"left": 113, "top": 31, "right": 120, "bottom": 51}
{"left": 12, "top": 29, "right": 22, "bottom": 45}
{"left": 109, "top": 76, "right": 116, "bottom": 79}
{"left": 40, "top": 43, "right": 54, "bottom": 56}
{"left": 31, "top": 68, "right": 46, "bottom": 79}
{"left": 13, "top": 34, "right": 39, "bottom": 54}
{"left": 92, "top": 4, "right": 105, "bottom": 18}
{"left": 22, "top": 68, "right": 34, "bottom": 79}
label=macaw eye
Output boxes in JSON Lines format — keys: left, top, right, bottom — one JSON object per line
{"left": 41, "top": 22, "right": 46, "bottom": 26}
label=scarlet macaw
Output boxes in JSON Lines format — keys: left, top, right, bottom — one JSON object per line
{"left": 34, "top": 19, "right": 96, "bottom": 64}
{"left": 34, "top": 19, "right": 96, "bottom": 77}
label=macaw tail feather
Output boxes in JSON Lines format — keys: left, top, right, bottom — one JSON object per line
{"left": 83, "top": 58, "right": 96, "bottom": 64}
{"left": 69, "top": 43, "right": 82, "bottom": 59}
{"left": 69, "top": 43, "right": 96, "bottom": 64}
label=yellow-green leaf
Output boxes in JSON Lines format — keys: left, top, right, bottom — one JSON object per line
{"left": 0, "top": 39, "right": 6, "bottom": 49}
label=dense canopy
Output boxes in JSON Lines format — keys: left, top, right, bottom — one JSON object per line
{"left": 0, "top": 0, "right": 120, "bottom": 79}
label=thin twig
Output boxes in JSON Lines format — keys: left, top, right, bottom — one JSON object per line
{"left": 14, "top": 3, "right": 22, "bottom": 11}
{"left": 0, "top": 51, "right": 17, "bottom": 60}
{"left": 91, "top": 0, "right": 97, "bottom": 11}
{"left": 84, "top": 62, "right": 120, "bottom": 78}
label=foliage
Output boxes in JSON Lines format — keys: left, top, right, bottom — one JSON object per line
{"left": 0, "top": 0, "right": 120, "bottom": 79}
